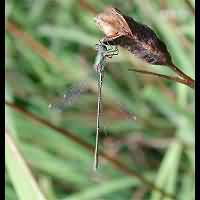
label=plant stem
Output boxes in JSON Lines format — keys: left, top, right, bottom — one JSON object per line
{"left": 169, "top": 63, "right": 195, "bottom": 89}
{"left": 128, "top": 68, "right": 195, "bottom": 89}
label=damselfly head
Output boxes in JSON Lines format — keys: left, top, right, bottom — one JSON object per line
{"left": 95, "top": 42, "right": 107, "bottom": 52}
{"left": 95, "top": 41, "right": 119, "bottom": 58}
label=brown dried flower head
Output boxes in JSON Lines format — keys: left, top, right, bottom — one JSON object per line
{"left": 95, "top": 7, "right": 173, "bottom": 66}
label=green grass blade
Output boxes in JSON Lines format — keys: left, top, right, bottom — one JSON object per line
{"left": 150, "top": 142, "right": 182, "bottom": 200}
{"left": 5, "top": 130, "right": 47, "bottom": 200}
{"left": 63, "top": 177, "right": 139, "bottom": 200}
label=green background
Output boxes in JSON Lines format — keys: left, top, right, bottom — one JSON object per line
{"left": 5, "top": 0, "right": 195, "bottom": 199}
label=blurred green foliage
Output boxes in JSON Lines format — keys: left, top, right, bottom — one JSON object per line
{"left": 5, "top": 0, "right": 194, "bottom": 199}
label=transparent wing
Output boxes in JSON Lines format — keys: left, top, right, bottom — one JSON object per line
{"left": 48, "top": 81, "right": 90, "bottom": 112}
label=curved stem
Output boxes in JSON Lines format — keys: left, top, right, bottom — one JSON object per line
{"left": 128, "top": 68, "right": 195, "bottom": 89}
{"left": 169, "top": 63, "right": 195, "bottom": 89}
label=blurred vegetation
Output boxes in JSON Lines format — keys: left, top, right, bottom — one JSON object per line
{"left": 5, "top": 0, "right": 195, "bottom": 200}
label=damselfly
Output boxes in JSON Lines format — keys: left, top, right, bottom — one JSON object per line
{"left": 93, "top": 42, "right": 118, "bottom": 170}
{"left": 49, "top": 42, "right": 122, "bottom": 170}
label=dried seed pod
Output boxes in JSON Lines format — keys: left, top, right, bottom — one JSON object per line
{"left": 95, "top": 7, "right": 173, "bottom": 66}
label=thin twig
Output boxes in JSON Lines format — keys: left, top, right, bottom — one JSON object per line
{"left": 128, "top": 68, "right": 195, "bottom": 89}
{"left": 169, "top": 63, "right": 195, "bottom": 89}
{"left": 5, "top": 101, "right": 176, "bottom": 200}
